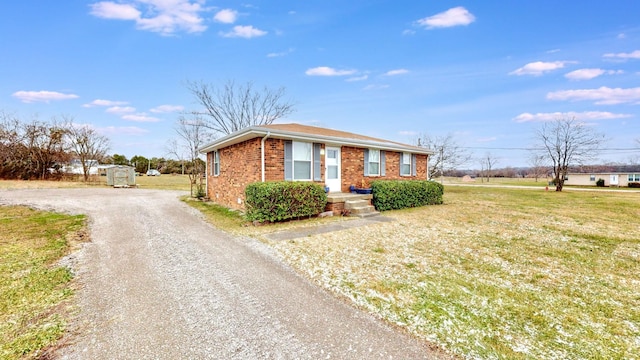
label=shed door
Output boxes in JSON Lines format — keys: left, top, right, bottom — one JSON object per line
{"left": 114, "top": 168, "right": 128, "bottom": 186}
{"left": 325, "top": 147, "right": 341, "bottom": 192}
{"left": 610, "top": 174, "right": 619, "bottom": 186}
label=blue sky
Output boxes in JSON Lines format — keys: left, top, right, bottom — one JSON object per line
{"left": 1, "top": 1, "right": 639, "bottom": 166}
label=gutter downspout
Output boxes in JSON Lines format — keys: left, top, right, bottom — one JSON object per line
{"left": 261, "top": 132, "right": 271, "bottom": 182}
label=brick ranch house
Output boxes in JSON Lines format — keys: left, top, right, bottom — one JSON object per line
{"left": 198, "top": 123, "right": 434, "bottom": 211}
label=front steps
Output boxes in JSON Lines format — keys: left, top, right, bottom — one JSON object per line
{"left": 344, "top": 199, "right": 380, "bottom": 218}
{"left": 325, "top": 193, "right": 380, "bottom": 217}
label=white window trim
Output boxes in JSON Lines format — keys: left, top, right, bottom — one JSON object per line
{"left": 368, "top": 149, "right": 380, "bottom": 176}
{"left": 292, "top": 141, "right": 312, "bottom": 181}
{"left": 213, "top": 151, "right": 220, "bottom": 176}
{"left": 401, "top": 152, "right": 412, "bottom": 176}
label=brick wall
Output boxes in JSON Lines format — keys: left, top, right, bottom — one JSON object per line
{"left": 207, "top": 139, "right": 430, "bottom": 210}
{"left": 341, "top": 147, "right": 428, "bottom": 191}
{"left": 206, "top": 138, "right": 262, "bottom": 210}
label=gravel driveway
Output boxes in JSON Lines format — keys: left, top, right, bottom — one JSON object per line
{"left": 0, "top": 188, "right": 445, "bottom": 359}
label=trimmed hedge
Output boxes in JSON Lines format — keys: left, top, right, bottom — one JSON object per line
{"left": 629, "top": 182, "right": 640, "bottom": 188}
{"left": 371, "top": 180, "right": 443, "bottom": 211}
{"left": 245, "top": 181, "right": 327, "bottom": 222}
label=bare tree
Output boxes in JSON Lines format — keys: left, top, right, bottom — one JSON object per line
{"left": 535, "top": 117, "right": 605, "bottom": 191}
{"left": 186, "top": 80, "right": 295, "bottom": 136}
{"left": 63, "top": 117, "right": 110, "bottom": 181}
{"left": 479, "top": 152, "right": 499, "bottom": 182}
{"left": 416, "top": 133, "right": 471, "bottom": 179}
{"left": 527, "top": 154, "right": 549, "bottom": 182}
{"left": 0, "top": 112, "right": 69, "bottom": 180}
{"left": 172, "top": 114, "right": 212, "bottom": 198}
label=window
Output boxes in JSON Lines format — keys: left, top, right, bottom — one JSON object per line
{"left": 368, "top": 149, "right": 380, "bottom": 176}
{"left": 401, "top": 152, "right": 411, "bottom": 176}
{"left": 364, "top": 149, "right": 385, "bottom": 177}
{"left": 210, "top": 151, "right": 220, "bottom": 176}
{"left": 629, "top": 174, "right": 640, "bottom": 182}
{"left": 293, "top": 142, "right": 312, "bottom": 180}
{"left": 285, "top": 141, "right": 321, "bottom": 181}
{"left": 590, "top": 174, "right": 595, "bottom": 181}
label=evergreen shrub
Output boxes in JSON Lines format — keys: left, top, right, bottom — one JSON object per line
{"left": 371, "top": 180, "right": 443, "bottom": 211}
{"left": 245, "top": 181, "right": 327, "bottom": 222}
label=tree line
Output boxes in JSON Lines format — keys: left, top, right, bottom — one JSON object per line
{"left": 0, "top": 112, "right": 109, "bottom": 181}
{"left": 107, "top": 153, "right": 205, "bottom": 176}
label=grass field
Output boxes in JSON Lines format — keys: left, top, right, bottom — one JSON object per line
{"left": 0, "top": 174, "right": 192, "bottom": 192}
{"left": 260, "top": 186, "right": 640, "bottom": 359}
{"left": 0, "top": 206, "right": 87, "bottom": 359}
{"left": 3, "top": 178, "right": 638, "bottom": 359}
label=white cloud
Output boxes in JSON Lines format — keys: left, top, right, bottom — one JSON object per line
{"left": 97, "top": 126, "right": 149, "bottom": 135}
{"left": 509, "top": 61, "right": 572, "bottom": 76}
{"left": 150, "top": 104, "right": 184, "bottom": 113}
{"left": 89, "top": 1, "right": 140, "bottom": 20}
{"left": 402, "top": 29, "right": 416, "bottom": 36}
{"left": 305, "top": 66, "right": 356, "bottom": 76}
{"left": 547, "top": 86, "right": 640, "bottom": 105}
{"left": 564, "top": 68, "right": 606, "bottom": 80}
{"left": 603, "top": 50, "right": 640, "bottom": 60}
{"left": 416, "top": 7, "right": 475, "bottom": 29}
{"left": 564, "top": 68, "right": 623, "bottom": 80}
{"left": 267, "top": 48, "right": 294, "bottom": 58}
{"left": 617, "top": 33, "right": 626, "bottom": 39}
{"left": 89, "top": 0, "right": 207, "bottom": 35}
{"left": 384, "top": 69, "right": 409, "bottom": 76}
{"left": 122, "top": 113, "right": 161, "bottom": 122}
{"left": 106, "top": 106, "right": 136, "bottom": 114}
{"left": 12, "top": 90, "right": 79, "bottom": 103}
{"left": 398, "top": 130, "right": 418, "bottom": 136}
{"left": 220, "top": 25, "right": 267, "bottom": 38}
{"left": 214, "top": 9, "right": 237, "bottom": 24}
{"left": 346, "top": 75, "right": 368, "bottom": 82}
{"left": 83, "top": 99, "right": 128, "bottom": 107}
{"left": 514, "top": 111, "right": 633, "bottom": 123}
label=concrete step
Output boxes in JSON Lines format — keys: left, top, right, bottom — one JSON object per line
{"left": 345, "top": 201, "right": 380, "bottom": 217}
{"left": 344, "top": 199, "right": 370, "bottom": 210}
{"left": 350, "top": 209, "right": 381, "bottom": 218}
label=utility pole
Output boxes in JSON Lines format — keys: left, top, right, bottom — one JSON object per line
{"left": 440, "top": 147, "right": 444, "bottom": 184}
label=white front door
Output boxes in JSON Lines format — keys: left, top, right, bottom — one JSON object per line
{"left": 610, "top": 174, "right": 619, "bottom": 186}
{"left": 325, "top": 147, "right": 341, "bottom": 192}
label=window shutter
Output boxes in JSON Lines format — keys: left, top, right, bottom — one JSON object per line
{"left": 209, "top": 152, "right": 213, "bottom": 176}
{"left": 412, "top": 154, "right": 417, "bottom": 176}
{"left": 284, "top": 141, "right": 292, "bottom": 181}
{"left": 313, "top": 143, "right": 321, "bottom": 181}
{"left": 380, "top": 151, "right": 386, "bottom": 176}
{"left": 363, "top": 149, "right": 369, "bottom": 176}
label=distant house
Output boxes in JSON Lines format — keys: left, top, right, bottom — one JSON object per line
{"left": 564, "top": 165, "right": 640, "bottom": 187}
{"left": 63, "top": 159, "right": 100, "bottom": 175}
{"left": 198, "top": 123, "right": 434, "bottom": 210}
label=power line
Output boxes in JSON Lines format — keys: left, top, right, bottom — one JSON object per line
{"left": 458, "top": 146, "right": 640, "bottom": 152}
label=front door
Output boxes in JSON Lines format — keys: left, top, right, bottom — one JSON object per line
{"left": 610, "top": 174, "right": 619, "bottom": 186}
{"left": 325, "top": 147, "right": 341, "bottom": 192}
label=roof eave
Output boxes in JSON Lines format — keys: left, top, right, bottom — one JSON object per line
{"left": 198, "top": 126, "right": 434, "bottom": 155}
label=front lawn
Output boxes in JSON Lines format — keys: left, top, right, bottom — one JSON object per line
{"left": 268, "top": 186, "right": 640, "bottom": 359}
{"left": 0, "top": 206, "right": 87, "bottom": 359}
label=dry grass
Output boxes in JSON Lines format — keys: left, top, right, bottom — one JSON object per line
{"left": 267, "top": 186, "right": 640, "bottom": 359}
{"left": 0, "top": 174, "right": 192, "bottom": 192}
{"left": 0, "top": 206, "right": 87, "bottom": 359}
